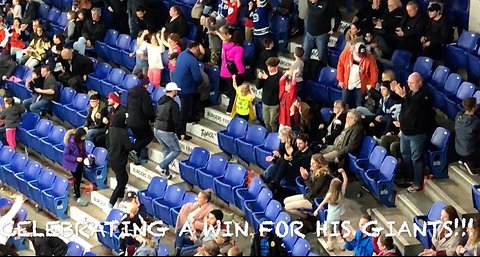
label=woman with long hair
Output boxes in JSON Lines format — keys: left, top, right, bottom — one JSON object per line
{"left": 23, "top": 26, "right": 51, "bottom": 70}
{"left": 63, "top": 128, "right": 88, "bottom": 206}
{"left": 456, "top": 217, "right": 480, "bottom": 256}
{"left": 262, "top": 127, "right": 296, "bottom": 184}
{"left": 9, "top": 17, "right": 28, "bottom": 57}
{"left": 138, "top": 30, "right": 165, "bottom": 87}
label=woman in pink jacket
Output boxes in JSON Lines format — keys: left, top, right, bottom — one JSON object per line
{"left": 218, "top": 28, "right": 245, "bottom": 114}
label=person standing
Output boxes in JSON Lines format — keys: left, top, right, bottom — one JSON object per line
{"left": 103, "top": 0, "right": 128, "bottom": 34}
{"left": 173, "top": 42, "right": 203, "bottom": 141}
{"left": 455, "top": 97, "right": 480, "bottom": 176}
{"left": 420, "top": 3, "right": 453, "bottom": 60}
{"left": 0, "top": 98, "right": 25, "bottom": 149}
{"left": 391, "top": 72, "right": 435, "bottom": 192}
{"left": 153, "top": 82, "right": 182, "bottom": 179}
{"left": 257, "top": 57, "right": 281, "bottom": 132}
{"left": 107, "top": 93, "right": 133, "bottom": 208}
{"left": 63, "top": 128, "right": 88, "bottom": 206}
{"left": 127, "top": 75, "right": 156, "bottom": 165}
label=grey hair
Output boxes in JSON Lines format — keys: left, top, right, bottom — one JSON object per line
{"left": 348, "top": 109, "right": 361, "bottom": 123}
{"left": 92, "top": 7, "right": 101, "bottom": 15}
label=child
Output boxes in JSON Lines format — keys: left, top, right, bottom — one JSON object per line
{"left": 168, "top": 52, "right": 179, "bottom": 81}
{"left": 160, "top": 30, "right": 182, "bottom": 73}
{"left": 257, "top": 37, "right": 277, "bottom": 72}
{"left": 244, "top": 1, "right": 254, "bottom": 42}
{"left": 230, "top": 74, "right": 255, "bottom": 122}
{"left": 138, "top": 30, "right": 165, "bottom": 87}
{"left": 290, "top": 47, "right": 305, "bottom": 94}
{"left": 133, "top": 232, "right": 157, "bottom": 256}
{"left": 12, "top": 0, "right": 21, "bottom": 19}
{"left": 131, "top": 30, "right": 148, "bottom": 77}
{"left": 0, "top": 97, "right": 25, "bottom": 149}
{"left": 203, "top": 16, "right": 222, "bottom": 65}
{"left": 64, "top": 11, "right": 77, "bottom": 45}
{"left": 314, "top": 168, "right": 348, "bottom": 251}
{"left": 374, "top": 234, "right": 396, "bottom": 256}
{"left": 224, "top": 0, "right": 240, "bottom": 29}
{"left": 278, "top": 69, "right": 298, "bottom": 131}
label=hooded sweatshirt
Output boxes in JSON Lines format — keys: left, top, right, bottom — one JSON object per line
{"left": 62, "top": 129, "right": 86, "bottom": 173}
{"left": 107, "top": 108, "right": 134, "bottom": 167}
{"left": 455, "top": 112, "right": 480, "bottom": 157}
{"left": 0, "top": 104, "right": 25, "bottom": 128}
{"left": 154, "top": 95, "right": 181, "bottom": 133}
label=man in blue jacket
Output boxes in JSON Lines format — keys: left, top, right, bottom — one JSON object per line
{"left": 173, "top": 41, "right": 203, "bottom": 141}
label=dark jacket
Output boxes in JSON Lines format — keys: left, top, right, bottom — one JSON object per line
{"left": 173, "top": 50, "right": 203, "bottom": 95}
{"left": 165, "top": 16, "right": 189, "bottom": 38}
{"left": 424, "top": 15, "right": 453, "bottom": 46}
{"left": 154, "top": 95, "right": 182, "bottom": 133}
{"left": 107, "top": 104, "right": 127, "bottom": 129}
{"left": 62, "top": 51, "right": 94, "bottom": 77}
{"left": 333, "top": 122, "right": 365, "bottom": 159}
{"left": 0, "top": 55, "right": 17, "bottom": 79}
{"left": 304, "top": 172, "right": 332, "bottom": 201}
{"left": 287, "top": 147, "right": 313, "bottom": 182}
{"left": 107, "top": 107, "right": 134, "bottom": 167}
{"left": 103, "top": 0, "right": 127, "bottom": 14}
{"left": 63, "top": 130, "right": 87, "bottom": 172}
{"left": 0, "top": 104, "right": 25, "bottom": 128}
{"left": 398, "top": 84, "right": 436, "bottom": 136}
{"left": 84, "top": 100, "right": 109, "bottom": 129}
{"left": 81, "top": 19, "right": 107, "bottom": 43}
{"left": 250, "top": 232, "right": 287, "bottom": 256}
{"left": 323, "top": 112, "right": 347, "bottom": 145}
{"left": 306, "top": 0, "right": 341, "bottom": 36}
{"left": 126, "top": 86, "right": 156, "bottom": 127}
{"left": 22, "top": 1, "right": 39, "bottom": 25}
{"left": 455, "top": 112, "right": 480, "bottom": 157}
{"left": 257, "top": 49, "right": 278, "bottom": 72}
{"left": 28, "top": 228, "right": 68, "bottom": 256}
{"left": 257, "top": 72, "right": 281, "bottom": 106}
{"left": 398, "top": 12, "right": 427, "bottom": 55}
{"left": 137, "top": 11, "right": 159, "bottom": 33}
{"left": 127, "top": 0, "right": 146, "bottom": 14}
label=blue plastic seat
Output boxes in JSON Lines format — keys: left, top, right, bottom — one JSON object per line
{"left": 252, "top": 200, "right": 282, "bottom": 232}
{"left": 353, "top": 146, "right": 387, "bottom": 186}
{"left": 3, "top": 153, "right": 28, "bottom": 190}
{"left": 205, "top": 66, "right": 221, "bottom": 106}
{"left": 445, "top": 82, "right": 476, "bottom": 119}
{"left": 62, "top": 0, "right": 73, "bottom": 10}
{"left": 179, "top": 147, "right": 210, "bottom": 186}
{"left": 412, "top": 56, "right": 434, "bottom": 80}
{"left": 51, "top": 12, "right": 68, "bottom": 35}
{"left": 83, "top": 252, "right": 97, "bottom": 256}
{"left": 320, "top": 107, "right": 333, "bottom": 124}
{"left": 0, "top": 146, "right": 16, "bottom": 181}
{"left": 85, "top": 62, "right": 112, "bottom": 92}
{"left": 434, "top": 73, "right": 463, "bottom": 113}
{"left": 445, "top": 31, "right": 480, "bottom": 70}
{"left": 157, "top": 243, "right": 169, "bottom": 256}
{"left": 365, "top": 156, "right": 397, "bottom": 207}
{"left": 244, "top": 187, "right": 272, "bottom": 226}
{"left": 243, "top": 41, "right": 255, "bottom": 74}
{"left": 270, "top": 15, "right": 289, "bottom": 52}
{"left": 121, "top": 39, "right": 137, "bottom": 70}
{"left": 347, "top": 136, "right": 376, "bottom": 175}
{"left": 42, "top": 175, "right": 69, "bottom": 219}
{"left": 213, "top": 164, "right": 247, "bottom": 204}
{"left": 25, "top": 118, "right": 53, "bottom": 150}
{"left": 15, "top": 161, "right": 42, "bottom": 196}
{"left": 427, "top": 65, "right": 450, "bottom": 89}
{"left": 95, "top": 29, "right": 119, "bottom": 60}
{"left": 327, "top": 34, "right": 346, "bottom": 67}
{"left": 472, "top": 184, "right": 480, "bottom": 212}
{"left": 236, "top": 125, "right": 267, "bottom": 164}
{"left": 413, "top": 201, "right": 447, "bottom": 248}
{"left": 426, "top": 127, "right": 451, "bottom": 179}
{"left": 234, "top": 176, "right": 264, "bottom": 211}
{"left": 64, "top": 93, "right": 90, "bottom": 127}
{"left": 99, "top": 68, "right": 126, "bottom": 98}
{"left": 115, "top": 74, "right": 139, "bottom": 92}
{"left": 83, "top": 147, "right": 108, "bottom": 189}
{"left": 386, "top": 49, "right": 412, "bottom": 82}
{"left": 307, "top": 67, "right": 337, "bottom": 105}
{"left": 138, "top": 176, "right": 168, "bottom": 216}
{"left": 27, "top": 169, "right": 55, "bottom": 205}
{"left": 39, "top": 125, "right": 66, "bottom": 162}
{"left": 97, "top": 209, "right": 125, "bottom": 252}
{"left": 218, "top": 117, "right": 248, "bottom": 155}
{"left": 467, "top": 48, "right": 480, "bottom": 80}
{"left": 291, "top": 238, "right": 311, "bottom": 256}
{"left": 152, "top": 185, "right": 185, "bottom": 225}
{"left": 52, "top": 87, "right": 76, "bottom": 121}
{"left": 6, "top": 65, "right": 32, "bottom": 100}
{"left": 109, "top": 34, "right": 132, "bottom": 65}
{"left": 38, "top": 5, "right": 50, "bottom": 23}
{"left": 170, "top": 193, "right": 198, "bottom": 227}
{"left": 254, "top": 133, "right": 280, "bottom": 169}
{"left": 196, "top": 155, "right": 228, "bottom": 190}
{"left": 282, "top": 232, "right": 299, "bottom": 255}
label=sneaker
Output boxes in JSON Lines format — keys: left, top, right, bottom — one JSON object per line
{"left": 181, "top": 135, "right": 192, "bottom": 141}
{"left": 458, "top": 160, "right": 464, "bottom": 165}
{"left": 226, "top": 112, "right": 231, "bottom": 115}
{"left": 407, "top": 185, "right": 421, "bottom": 193}
{"left": 155, "top": 166, "right": 165, "bottom": 174}
{"left": 77, "top": 198, "right": 88, "bottom": 206}
{"left": 161, "top": 170, "right": 176, "bottom": 180}
{"left": 326, "top": 240, "right": 334, "bottom": 251}
{"left": 129, "top": 151, "right": 141, "bottom": 164}
{"left": 464, "top": 162, "right": 480, "bottom": 176}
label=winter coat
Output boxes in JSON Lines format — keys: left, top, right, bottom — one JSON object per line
{"left": 126, "top": 85, "right": 156, "bottom": 127}
{"left": 337, "top": 48, "right": 379, "bottom": 94}
{"left": 154, "top": 95, "right": 182, "bottom": 133}
{"left": 455, "top": 112, "right": 480, "bottom": 157}
{"left": 220, "top": 42, "right": 245, "bottom": 78}
{"left": 63, "top": 129, "right": 87, "bottom": 172}
{"left": 0, "top": 104, "right": 25, "bottom": 128}
{"left": 173, "top": 50, "right": 203, "bottom": 95}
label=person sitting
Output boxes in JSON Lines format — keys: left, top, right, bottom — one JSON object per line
{"left": 316, "top": 100, "right": 347, "bottom": 152}
{"left": 23, "top": 65, "right": 58, "bottom": 115}
{"left": 117, "top": 191, "right": 148, "bottom": 256}
{"left": 83, "top": 93, "right": 108, "bottom": 145}
{"left": 59, "top": 48, "right": 94, "bottom": 93}
{"left": 262, "top": 127, "right": 296, "bottom": 186}
{"left": 21, "top": 25, "right": 50, "bottom": 71}
{"left": 25, "top": 221, "right": 68, "bottom": 256}
{"left": 455, "top": 217, "right": 480, "bottom": 256}
{"left": 74, "top": 8, "right": 106, "bottom": 53}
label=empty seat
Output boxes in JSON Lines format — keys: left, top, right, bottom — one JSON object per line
{"left": 347, "top": 136, "right": 376, "bottom": 175}
{"left": 270, "top": 15, "right": 289, "bottom": 52}
{"left": 234, "top": 176, "right": 264, "bottom": 211}
{"left": 110, "top": 34, "right": 132, "bottom": 65}
{"left": 365, "top": 156, "right": 397, "bottom": 207}
{"left": 95, "top": 29, "right": 120, "bottom": 60}
{"left": 291, "top": 238, "right": 311, "bottom": 256}
{"left": 26, "top": 119, "right": 53, "bottom": 150}
{"left": 64, "top": 93, "right": 90, "bottom": 127}
{"left": 121, "top": 39, "right": 137, "bottom": 70}
{"left": 320, "top": 107, "right": 333, "bottom": 124}
{"left": 66, "top": 242, "right": 85, "bottom": 256}
{"left": 386, "top": 49, "right": 412, "bottom": 81}
{"left": 327, "top": 34, "right": 346, "bottom": 67}
{"left": 307, "top": 67, "right": 337, "bottom": 105}
{"left": 427, "top": 65, "right": 450, "bottom": 89}
{"left": 434, "top": 73, "right": 463, "bottom": 112}
{"left": 467, "top": 48, "right": 480, "bottom": 80}
{"left": 97, "top": 209, "right": 125, "bottom": 252}
{"left": 3, "top": 153, "right": 29, "bottom": 190}
{"left": 413, "top": 201, "right": 447, "bottom": 248}
{"left": 27, "top": 169, "right": 55, "bottom": 205}
{"left": 38, "top": 5, "right": 50, "bottom": 22}
{"left": 213, "top": 164, "right": 247, "bottom": 204}
{"left": 243, "top": 188, "right": 272, "bottom": 226}
{"left": 353, "top": 146, "right": 387, "bottom": 186}
{"left": 445, "top": 82, "right": 476, "bottom": 119}
{"left": 42, "top": 175, "right": 69, "bottom": 219}
{"left": 152, "top": 185, "right": 185, "bottom": 225}
{"left": 0, "top": 147, "right": 16, "bottom": 180}
{"left": 83, "top": 147, "right": 108, "bottom": 189}
{"left": 252, "top": 199, "right": 282, "bottom": 231}
{"left": 138, "top": 176, "right": 168, "bottom": 216}
{"left": 115, "top": 74, "right": 139, "bottom": 92}
{"left": 218, "top": 117, "right": 248, "bottom": 155}
{"left": 445, "top": 31, "right": 480, "bottom": 69}
{"left": 412, "top": 56, "right": 434, "bottom": 80}
{"left": 196, "top": 155, "right": 228, "bottom": 190}
{"left": 179, "top": 147, "right": 210, "bottom": 186}
{"left": 99, "top": 68, "right": 126, "bottom": 98}
{"left": 52, "top": 87, "right": 76, "bottom": 121}
{"left": 38, "top": 125, "right": 66, "bottom": 162}
{"left": 426, "top": 127, "right": 451, "bottom": 179}
{"left": 254, "top": 133, "right": 280, "bottom": 170}
{"left": 236, "top": 125, "right": 267, "bottom": 164}
{"left": 85, "top": 62, "right": 112, "bottom": 92}
{"left": 472, "top": 184, "right": 480, "bottom": 212}
{"left": 15, "top": 161, "right": 42, "bottom": 196}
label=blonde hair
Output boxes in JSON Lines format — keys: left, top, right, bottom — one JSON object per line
{"left": 239, "top": 84, "right": 250, "bottom": 96}
{"left": 382, "top": 70, "right": 396, "bottom": 82}
{"left": 467, "top": 218, "right": 480, "bottom": 248}
{"left": 311, "top": 154, "right": 329, "bottom": 179}
{"left": 388, "top": 0, "right": 402, "bottom": 8}
{"left": 327, "top": 178, "right": 343, "bottom": 205}
{"left": 279, "top": 127, "right": 295, "bottom": 146}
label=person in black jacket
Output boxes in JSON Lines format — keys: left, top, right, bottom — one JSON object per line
{"left": 77, "top": 8, "right": 106, "bottom": 49}
{"left": 394, "top": 1, "right": 427, "bottom": 57}
{"left": 153, "top": 82, "right": 182, "bottom": 180}
{"left": 25, "top": 222, "right": 68, "bottom": 256}
{"left": 59, "top": 48, "right": 94, "bottom": 93}
{"left": 164, "top": 6, "right": 189, "bottom": 38}
{"left": 126, "top": 75, "right": 156, "bottom": 165}
{"left": 250, "top": 221, "right": 287, "bottom": 256}
{"left": 0, "top": 53, "right": 17, "bottom": 82}
{"left": 83, "top": 93, "right": 108, "bottom": 144}
{"left": 135, "top": 5, "right": 159, "bottom": 34}
{"left": 420, "top": 3, "right": 453, "bottom": 60}
{"left": 107, "top": 92, "right": 134, "bottom": 207}
{"left": 257, "top": 57, "right": 281, "bottom": 133}
{"left": 317, "top": 100, "right": 347, "bottom": 151}
{"left": 391, "top": 72, "right": 435, "bottom": 192}
{"left": 103, "top": 0, "right": 128, "bottom": 34}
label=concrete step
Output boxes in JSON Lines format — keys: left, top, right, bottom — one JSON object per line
{"left": 128, "top": 161, "right": 190, "bottom": 188}
{"left": 149, "top": 133, "right": 222, "bottom": 157}
{"left": 186, "top": 118, "right": 225, "bottom": 145}
{"left": 204, "top": 105, "right": 232, "bottom": 127}
{"left": 395, "top": 192, "right": 434, "bottom": 223}
{"left": 368, "top": 208, "right": 423, "bottom": 256}
{"left": 424, "top": 179, "right": 479, "bottom": 219}
{"left": 317, "top": 237, "right": 353, "bottom": 256}
{"left": 147, "top": 144, "right": 188, "bottom": 173}
{"left": 448, "top": 163, "right": 480, "bottom": 194}
{"left": 279, "top": 55, "right": 295, "bottom": 70}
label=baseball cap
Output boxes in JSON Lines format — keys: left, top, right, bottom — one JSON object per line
{"left": 427, "top": 3, "right": 441, "bottom": 12}
{"left": 124, "top": 191, "right": 137, "bottom": 202}
{"left": 165, "top": 82, "right": 182, "bottom": 92}
{"left": 355, "top": 42, "right": 367, "bottom": 57}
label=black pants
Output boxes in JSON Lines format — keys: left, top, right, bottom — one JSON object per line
{"left": 130, "top": 125, "right": 153, "bottom": 158}
{"left": 109, "top": 163, "right": 129, "bottom": 206}
{"left": 0, "top": 244, "right": 18, "bottom": 256}
{"left": 72, "top": 163, "right": 84, "bottom": 199}
{"left": 179, "top": 93, "right": 199, "bottom": 134}
{"left": 236, "top": 114, "right": 249, "bottom": 122}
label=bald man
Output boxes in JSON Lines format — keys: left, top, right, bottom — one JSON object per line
{"left": 59, "top": 48, "right": 94, "bottom": 93}
{"left": 391, "top": 72, "right": 436, "bottom": 192}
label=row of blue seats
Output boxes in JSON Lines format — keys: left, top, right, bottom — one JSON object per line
{"left": 444, "top": 31, "right": 480, "bottom": 74}
{"left": 37, "top": 4, "right": 69, "bottom": 37}
{"left": 0, "top": 142, "right": 69, "bottom": 219}
{"left": 43, "top": 0, "right": 73, "bottom": 11}
{"left": 16, "top": 112, "right": 109, "bottom": 188}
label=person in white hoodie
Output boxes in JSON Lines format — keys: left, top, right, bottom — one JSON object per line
{"left": 0, "top": 194, "right": 25, "bottom": 256}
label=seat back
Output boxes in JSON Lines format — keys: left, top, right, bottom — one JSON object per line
{"left": 107, "top": 68, "right": 126, "bottom": 84}
{"left": 147, "top": 177, "right": 168, "bottom": 198}
{"left": 47, "top": 126, "right": 67, "bottom": 146}
{"left": 24, "top": 161, "right": 42, "bottom": 181}
{"left": 92, "top": 147, "right": 108, "bottom": 166}
{"left": 38, "top": 5, "right": 50, "bottom": 20}
{"left": 270, "top": 15, "right": 289, "bottom": 33}
{"left": 368, "top": 146, "right": 387, "bottom": 170}
{"left": 72, "top": 93, "right": 90, "bottom": 111}
{"left": 105, "top": 209, "right": 126, "bottom": 223}
{"left": 189, "top": 147, "right": 210, "bottom": 167}
{"left": 379, "top": 156, "right": 398, "bottom": 181}
{"left": 0, "top": 198, "right": 12, "bottom": 208}
{"left": 244, "top": 125, "right": 267, "bottom": 145}
{"left": 103, "top": 29, "right": 120, "bottom": 46}
{"left": 431, "top": 127, "right": 450, "bottom": 150}
{"left": 320, "top": 107, "right": 333, "bottom": 124}
{"left": 357, "top": 136, "right": 377, "bottom": 160}
{"left": 10, "top": 153, "right": 29, "bottom": 173}
{"left": 205, "top": 155, "right": 228, "bottom": 177}
{"left": 256, "top": 188, "right": 273, "bottom": 209}
{"left": 181, "top": 193, "right": 198, "bottom": 205}
{"left": 263, "top": 133, "right": 280, "bottom": 152}
{"left": 38, "top": 169, "right": 56, "bottom": 190}
{"left": 247, "top": 177, "right": 264, "bottom": 196}
{"left": 413, "top": 56, "right": 434, "bottom": 79}
{"left": 47, "top": 7, "right": 62, "bottom": 23}
{"left": 121, "top": 75, "right": 139, "bottom": 91}
{"left": 292, "top": 238, "right": 311, "bottom": 256}
{"left": 164, "top": 185, "right": 186, "bottom": 206}
{"left": 85, "top": 140, "right": 95, "bottom": 154}
{"left": 283, "top": 232, "right": 299, "bottom": 252}
{"left": 275, "top": 211, "right": 291, "bottom": 225}
{"left": 457, "top": 31, "right": 480, "bottom": 50}
{"left": 66, "top": 241, "right": 85, "bottom": 256}
{"left": 427, "top": 201, "right": 448, "bottom": 221}
{"left": 318, "top": 67, "right": 337, "bottom": 86}
{"left": 444, "top": 73, "right": 463, "bottom": 95}
{"left": 332, "top": 34, "right": 346, "bottom": 51}
{"left": 58, "top": 87, "right": 76, "bottom": 104}
{"left": 474, "top": 91, "right": 480, "bottom": 104}
{"left": 151, "top": 87, "right": 166, "bottom": 103}
{"left": 264, "top": 200, "right": 282, "bottom": 220}
{"left": 224, "top": 164, "right": 247, "bottom": 185}
{"left": 0, "top": 146, "right": 15, "bottom": 164}
{"left": 93, "top": 63, "right": 112, "bottom": 77}
{"left": 51, "top": 176, "right": 69, "bottom": 197}
{"left": 226, "top": 117, "right": 248, "bottom": 138}
{"left": 20, "top": 113, "right": 40, "bottom": 130}
{"left": 116, "top": 34, "right": 132, "bottom": 51}
{"left": 429, "top": 65, "right": 450, "bottom": 88}
{"left": 34, "top": 119, "right": 53, "bottom": 138}
{"left": 456, "top": 82, "right": 476, "bottom": 100}
{"left": 57, "top": 12, "right": 68, "bottom": 27}
{"left": 391, "top": 49, "right": 412, "bottom": 70}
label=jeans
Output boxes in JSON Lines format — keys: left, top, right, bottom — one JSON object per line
{"left": 262, "top": 104, "right": 279, "bottom": 133}
{"left": 153, "top": 129, "right": 181, "bottom": 175}
{"left": 342, "top": 88, "right": 363, "bottom": 109}
{"left": 302, "top": 32, "right": 329, "bottom": 65}
{"left": 23, "top": 98, "right": 50, "bottom": 115}
{"left": 174, "top": 229, "right": 194, "bottom": 251}
{"left": 400, "top": 133, "right": 427, "bottom": 187}
{"left": 356, "top": 106, "right": 375, "bottom": 117}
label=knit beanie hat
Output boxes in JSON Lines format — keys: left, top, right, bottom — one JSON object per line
{"left": 108, "top": 92, "right": 121, "bottom": 104}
